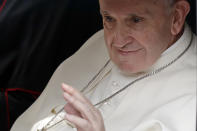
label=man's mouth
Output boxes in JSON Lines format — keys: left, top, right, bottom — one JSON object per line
{"left": 117, "top": 48, "right": 142, "bottom": 55}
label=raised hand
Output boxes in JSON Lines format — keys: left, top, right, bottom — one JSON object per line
{"left": 62, "top": 83, "right": 105, "bottom": 131}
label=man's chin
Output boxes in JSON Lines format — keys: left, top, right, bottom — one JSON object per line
{"left": 117, "top": 64, "right": 141, "bottom": 76}
{"left": 111, "top": 58, "right": 144, "bottom": 75}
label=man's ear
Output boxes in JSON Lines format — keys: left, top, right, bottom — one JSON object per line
{"left": 171, "top": 0, "right": 190, "bottom": 35}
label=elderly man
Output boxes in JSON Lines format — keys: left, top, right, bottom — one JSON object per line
{"left": 11, "top": 0, "right": 196, "bottom": 131}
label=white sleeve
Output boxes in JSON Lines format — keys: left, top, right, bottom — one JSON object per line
{"left": 131, "top": 95, "right": 196, "bottom": 131}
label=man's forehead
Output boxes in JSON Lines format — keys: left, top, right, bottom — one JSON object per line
{"left": 99, "top": 0, "right": 160, "bottom": 5}
{"left": 100, "top": 8, "right": 152, "bottom": 17}
{"left": 99, "top": 0, "right": 166, "bottom": 17}
{"left": 100, "top": 2, "right": 155, "bottom": 16}
{"left": 99, "top": 0, "right": 167, "bottom": 8}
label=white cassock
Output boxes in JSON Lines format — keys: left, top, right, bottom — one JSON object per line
{"left": 11, "top": 24, "right": 196, "bottom": 131}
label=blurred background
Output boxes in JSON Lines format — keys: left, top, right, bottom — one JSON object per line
{"left": 0, "top": 0, "right": 196, "bottom": 130}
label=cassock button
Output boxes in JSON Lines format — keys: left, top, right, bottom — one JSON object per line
{"left": 112, "top": 81, "right": 119, "bottom": 87}
{"left": 104, "top": 101, "right": 111, "bottom": 106}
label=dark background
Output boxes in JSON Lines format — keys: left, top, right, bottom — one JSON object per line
{"left": 0, "top": 0, "right": 103, "bottom": 130}
{"left": 0, "top": 0, "right": 196, "bottom": 131}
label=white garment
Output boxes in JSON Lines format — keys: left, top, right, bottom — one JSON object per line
{"left": 11, "top": 24, "right": 196, "bottom": 131}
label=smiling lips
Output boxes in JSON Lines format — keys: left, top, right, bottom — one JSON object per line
{"left": 113, "top": 41, "right": 143, "bottom": 55}
{"left": 117, "top": 48, "right": 142, "bottom": 55}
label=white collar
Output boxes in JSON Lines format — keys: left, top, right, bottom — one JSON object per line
{"left": 146, "top": 24, "right": 193, "bottom": 73}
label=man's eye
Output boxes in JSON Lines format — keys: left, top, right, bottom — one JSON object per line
{"left": 132, "top": 17, "right": 143, "bottom": 23}
{"left": 104, "top": 16, "right": 114, "bottom": 22}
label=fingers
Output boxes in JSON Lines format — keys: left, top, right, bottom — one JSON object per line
{"left": 62, "top": 83, "right": 105, "bottom": 131}
{"left": 65, "top": 113, "right": 90, "bottom": 130}
{"left": 64, "top": 103, "right": 81, "bottom": 117}
{"left": 63, "top": 91, "right": 96, "bottom": 122}
{"left": 62, "top": 83, "right": 91, "bottom": 105}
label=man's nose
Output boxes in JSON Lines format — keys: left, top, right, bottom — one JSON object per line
{"left": 113, "top": 25, "right": 133, "bottom": 48}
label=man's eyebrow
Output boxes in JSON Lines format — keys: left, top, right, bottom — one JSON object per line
{"left": 128, "top": 8, "right": 153, "bottom": 18}
{"left": 100, "top": 10, "right": 109, "bottom": 15}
